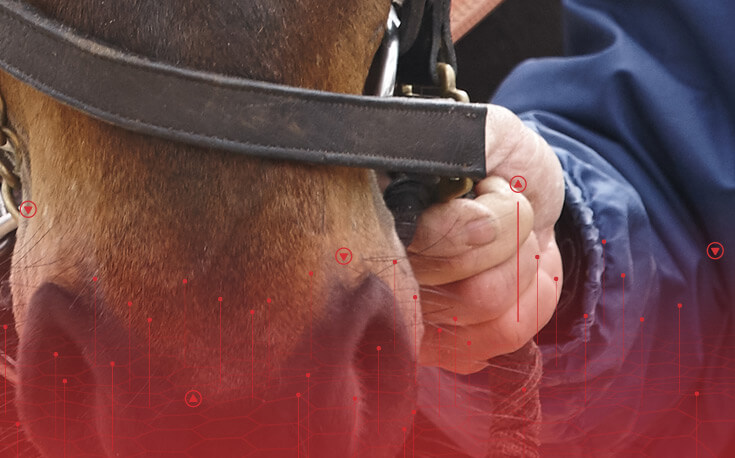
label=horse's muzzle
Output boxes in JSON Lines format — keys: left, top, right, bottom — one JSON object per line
{"left": 15, "top": 277, "right": 418, "bottom": 457}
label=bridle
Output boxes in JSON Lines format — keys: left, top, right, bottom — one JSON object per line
{"left": 0, "top": 0, "right": 483, "bottom": 385}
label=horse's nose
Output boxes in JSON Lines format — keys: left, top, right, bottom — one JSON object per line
{"left": 14, "top": 277, "right": 419, "bottom": 457}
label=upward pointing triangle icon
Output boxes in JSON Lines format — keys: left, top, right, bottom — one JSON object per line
{"left": 514, "top": 180, "right": 523, "bottom": 189}
{"left": 189, "top": 394, "right": 198, "bottom": 404}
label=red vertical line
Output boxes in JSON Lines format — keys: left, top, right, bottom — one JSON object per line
{"left": 93, "top": 276, "right": 98, "bottom": 365}
{"left": 695, "top": 391, "right": 699, "bottom": 458}
{"left": 308, "top": 271, "right": 314, "bottom": 361}
{"left": 53, "top": 352, "right": 58, "bottom": 437}
{"left": 413, "top": 294, "right": 418, "bottom": 384}
{"left": 436, "top": 329, "right": 441, "bottom": 416}
{"left": 639, "top": 317, "right": 645, "bottom": 390}
{"left": 583, "top": 313, "right": 588, "bottom": 404}
{"left": 601, "top": 240, "right": 606, "bottom": 321}
{"left": 621, "top": 273, "right": 626, "bottom": 360}
{"left": 678, "top": 303, "right": 682, "bottom": 394}
{"left": 535, "top": 255, "right": 540, "bottom": 343}
{"left": 182, "top": 279, "right": 188, "bottom": 358}
{"left": 517, "top": 201, "right": 520, "bottom": 322}
{"left": 16, "top": 421, "right": 20, "bottom": 458}
{"left": 147, "top": 317, "right": 152, "bottom": 407}
{"left": 306, "top": 373, "right": 310, "bottom": 458}
{"left": 402, "top": 427, "right": 407, "bottom": 458}
{"left": 412, "top": 410, "right": 416, "bottom": 457}
{"left": 62, "top": 378, "right": 67, "bottom": 458}
{"left": 250, "top": 309, "right": 255, "bottom": 399}
{"left": 296, "top": 392, "right": 301, "bottom": 458}
{"left": 128, "top": 302, "right": 132, "bottom": 392}
{"left": 554, "top": 277, "right": 559, "bottom": 366}
{"left": 218, "top": 297, "right": 223, "bottom": 385}
{"left": 376, "top": 345, "right": 382, "bottom": 433}
{"left": 2, "top": 326, "right": 7, "bottom": 416}
{"left": 352, "top": 397, "right": 358, "bottom": 435}
{"left": 393, "top": 260, "right": 397, "bottom": 351}
{"left": 110, "top": 362, "right": 115, "bottom": 453}
{"left": 467, "top": 340, "right": 472, "bottom": 413}
{"left": 453, "top": 317, "right": 457, "bottom": 406}
{"left": 267, "top": 298, "right": 272, "bottom": 377}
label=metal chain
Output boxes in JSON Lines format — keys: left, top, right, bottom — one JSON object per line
{"left": 0, "top": 94, "right": 21, "bottom": 221}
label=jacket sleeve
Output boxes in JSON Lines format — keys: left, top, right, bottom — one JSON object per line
{"left": 490, "top": 0, "right": 735, "bottom": 452}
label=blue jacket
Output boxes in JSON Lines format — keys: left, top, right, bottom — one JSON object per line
{"left": 490, "top": 0, "right": 735, "bottom": 455}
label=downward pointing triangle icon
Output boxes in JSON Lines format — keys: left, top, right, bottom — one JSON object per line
{"left": 23, "top": 205, "right": 32, "bottom": 214}
{"left": 711, "top": 247, "right": 720, "bottom": 256}
{"left": 340, "top": 252, "right": 349, "bottom": 261}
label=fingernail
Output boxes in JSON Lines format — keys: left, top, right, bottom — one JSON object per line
{"left": 464, "top": 218, "right": 496, "bottom": 246}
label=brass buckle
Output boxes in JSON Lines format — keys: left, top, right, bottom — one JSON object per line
{"left": 399, "top": 63, "right": 474, "bottom": 201}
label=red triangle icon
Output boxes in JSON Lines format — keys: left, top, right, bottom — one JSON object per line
{"left": 23, "top": 205, "right": 32, "bottom": 214}
{"left": 339, "top": 252, "right": 349, "bottom": 261}
{"left": 711, "top": 247, "right": 720, "bottom": 256}
{"left": 189, "top": 395, "right": 198, "bottom": 404}
{"left": 514, "top": 180, "right": 523, "bottom": 189}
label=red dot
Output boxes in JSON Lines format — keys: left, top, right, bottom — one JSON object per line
{"left": 306, "top": 373, "right": 311, "bottom": 378}
{"left": 393, "top": 260, "right": 397, "bottom": 265}
{"left": 182, "top": 279, "right": 187, "bottom": 284}
{"left": 554, "top": 276, "right": 559, "bottom": 282}
{"left": 695, "top": 391, "right": 700, "bottom": 397}
{"left": 621, "top": 273, "right": 626, "bottom": 278}
{"left": 296, "top": 393, "right": 301, "bottom": 398}
{"left": 437, "top": 328, "right": 442, "bottom": 333}
{"left": 535, "top": 255, "right": 540, "bottom": 259}
{"left": 62, "top": 379, "right": 67, "bottom": 384}
{"left": 308, "top": 271, "right": 313, "bottom": 277}
{"left": 92, "top": 276, "right": 98, "bottom": 282}
{"left": 601, "top": 239, "right": 606, "bottom": 245}
{"left": 413, "top": 294, "right": 418, "bottom": 300}
{"left": 266, "top": 298, "right": 272, "bottom": 303}
{"left": 218, "top": 296, "right": 223, "bottom": 302}
{"left": 110, "top": 361, "right": 115, "bottom": 367}
{"left": 53, "top": 352, "right": 58, "bottom": 358}
{"left": 147, "top": 317, "right": 152, "bottom": 323}
{"left": 376, "top": 346, "right": 382, "bottom": 351}
{"left": 521, "top": 387, "right": 526, "bottom": 393}
{"left": 411, "top": 409, "right": 417, "bottom": 415}
{"left": 453, "top": 316, "right": 457, "bottom": 322}
{"left": 353, "top": 396, "right": 357, "bottom": 401}
{"left": 402, "top": 427, "right": 407, "bottom": 432}
{"left": 677, "top": 303, "right": 683, "bottom": 309}
{"left": 250, "top": 310, "right": 255, "bottom": 315}
{"left": 640, "top": 317, "right": 645, "bottom": 322}
{"left": 15, "top": 421, "right": 20, "bottom": 427}
{"left": 584, "top": 313, "right": 588, "bottom": 319}
{"left": 467, "top": 341, "right": 471, "bottom": 346}
{"left": 128, "top": 301, "right": 132, "bottom": 307}
{"left": 2, "top": 325, "right": 6, "bottom": 330}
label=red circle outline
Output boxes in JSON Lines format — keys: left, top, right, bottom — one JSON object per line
{"left": 19, "top": 200, "right": 37, "bottom": 218}
{"left": 509, "top": 176, "right": 527, "bottom": 193}
{"left": 706, "top": 242, "right": 724, "bottom": 260}
{"left": 184, "top": 389, "right": 202, "bottom": 408}
{"left": 335, "top": 247, "right": 353, "bottom": 265}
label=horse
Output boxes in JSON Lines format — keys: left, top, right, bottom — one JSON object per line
{"left": 0, "top": 0, "right": 426, "bottom": 456}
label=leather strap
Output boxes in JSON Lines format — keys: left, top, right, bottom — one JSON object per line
{"left": 0, "top": 0, "right": 487, "bottom": 179}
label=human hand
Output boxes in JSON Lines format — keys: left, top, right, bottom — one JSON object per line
{"left": 409, "top": 105, "right": 564, "bottom": 374}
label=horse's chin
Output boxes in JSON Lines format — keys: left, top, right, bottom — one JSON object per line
{"left": 15, "top": 277, "right": 418, "bottom": 457}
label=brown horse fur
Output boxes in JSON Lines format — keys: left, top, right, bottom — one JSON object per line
{"left": 0, "top": 0, "right": 422, "bottom": 453}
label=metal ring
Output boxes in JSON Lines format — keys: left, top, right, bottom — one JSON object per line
{"left": 1, "top": 180, "right": 20, "bottom": 220}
